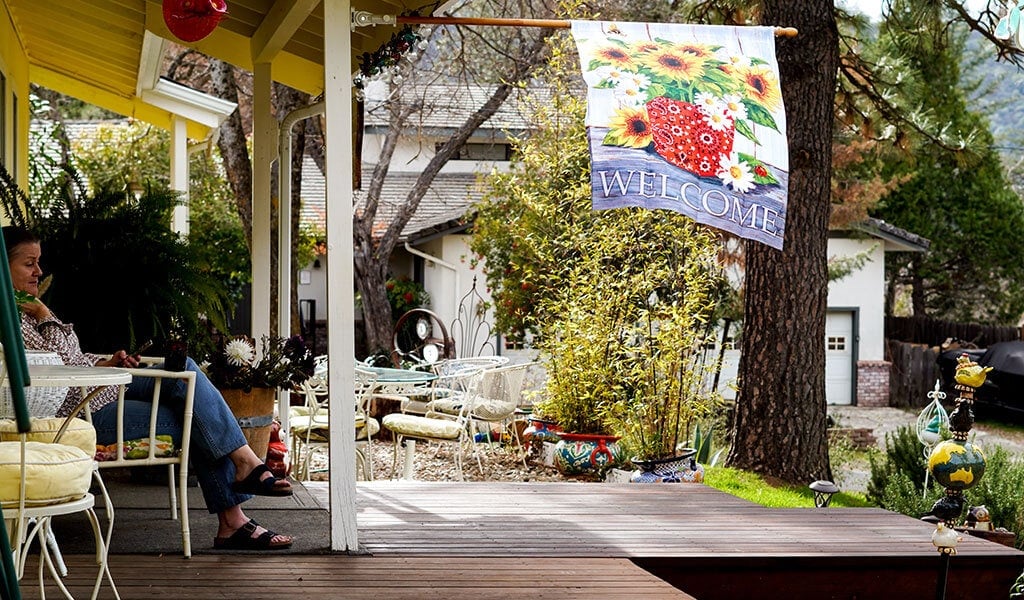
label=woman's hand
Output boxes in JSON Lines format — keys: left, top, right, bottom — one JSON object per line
{"left": 97, "top": 350, "right": 141, "bottom": 368}
{"left": 19, "top": 298, "right": 52, "bottom": 321}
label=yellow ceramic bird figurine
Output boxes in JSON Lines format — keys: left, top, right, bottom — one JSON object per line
{"left": 954, "top": 354, "right": 993, "bottom": 388}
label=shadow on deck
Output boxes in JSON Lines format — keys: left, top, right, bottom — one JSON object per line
{"left": 27, "top": 476, "right": 1024, "bottom": 600}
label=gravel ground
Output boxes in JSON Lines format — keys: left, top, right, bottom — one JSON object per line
{"left": 302, "top": 407, "right": 1024, "bottom": 492}
{"left": 308, "top": 437, "right": 569, "bottom": 483}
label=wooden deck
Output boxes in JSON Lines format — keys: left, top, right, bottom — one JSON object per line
{"left": 17, "top": 481, "right": 1024, "bottom": 599}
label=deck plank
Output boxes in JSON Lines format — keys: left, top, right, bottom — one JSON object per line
{"left": 15, "top": 480, "right": 1024, "bottom": 600}
{"left": 19, "top": 555, "right": 695, "bottom": 599}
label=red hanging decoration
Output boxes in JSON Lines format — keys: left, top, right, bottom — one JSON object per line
{"left": 163, "top": 0, "right": 228, "bottom": 43}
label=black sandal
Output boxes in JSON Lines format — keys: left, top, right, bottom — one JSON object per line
{"left": 232, "top": 463, "right": 293, "bottom": 497}
{"left": 213, "top": 519, "right": 292, "bottom": 550}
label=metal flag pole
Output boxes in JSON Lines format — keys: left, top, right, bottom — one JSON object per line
{"left": 352, "top": 12, "right": 798, "bottom": 37}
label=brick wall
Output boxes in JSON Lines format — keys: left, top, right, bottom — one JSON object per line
{"left": 857, "top": 360, "right": 890, "bottom": 407}
{"left": 828, "top": 427, "right": 877, "bottom": 449}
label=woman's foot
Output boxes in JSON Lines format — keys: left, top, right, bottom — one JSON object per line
{"left": 233, "top": 462, "right": 293, "bottom": 496}
{"left": 214, "top": 519, "right": 292, "bottom": 550}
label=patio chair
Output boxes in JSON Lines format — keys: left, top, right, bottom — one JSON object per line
{"left": 0, "top": 427, "right": 116, "bottom": 600}
{"left": 289, "top": 366, "right": 381, "bottom": 481}
{"left": 428, "top": 362, "right": 533, "bottom": 470}
{"left": 381, "top": 367, "right": 485, "bottom": 481}
{"left": 400, "top": 356, "right": 509, "bottom": 416}
{"left": 88, "top": 367, "right": 197, "bottom": 558}
{"left": 0, "top": 380, "right": 125, "bottom": 598}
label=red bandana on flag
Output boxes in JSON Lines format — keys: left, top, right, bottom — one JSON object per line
{"left": 571, "top": 21, "right": 788, "bottom": 249}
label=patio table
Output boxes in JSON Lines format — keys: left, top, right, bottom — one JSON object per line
{"left": 359, "top": 365, "right": 437, "bottom": 395}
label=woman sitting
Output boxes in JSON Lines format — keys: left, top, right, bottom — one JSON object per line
{"left": 4, "top": 226, "right": 293, "bottom": 550}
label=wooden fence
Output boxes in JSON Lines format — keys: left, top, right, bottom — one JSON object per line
{"left": 885, "top": 315, "right": 1019, "bottom": 347}
{"left": 886, "top": 340, "right": 943, "bottom": 408}
{"left": 884, "top": 317, "right": 1020, "bottom": 408}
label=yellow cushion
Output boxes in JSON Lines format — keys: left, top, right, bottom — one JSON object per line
{"left": 471, "top": 398, "right": 516, "bottom": 421}
{"left": 291, "top": 414, "right": 380, "bottom": 442}
{"left": 0, "top": 418, "right": 97, "bottom": 455}
{"left": 0, "top": 441, "right": 93, "bottom": 506}
{"left": 426, "top": 398, "right": 464, "bottom": 415}
{"left": 357, "top": 417, "right": 380, "bottom": 441}
{"left": 382, "top": 414, "right": 464, "bottom": 440}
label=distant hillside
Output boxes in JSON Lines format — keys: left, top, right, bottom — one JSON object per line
{"left": 964, "top": 33, "right": 1024, "bottom": 156}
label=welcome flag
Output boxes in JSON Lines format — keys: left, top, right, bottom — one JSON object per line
{"left": 571, "top": 22, "right": 788, "bottom": 249}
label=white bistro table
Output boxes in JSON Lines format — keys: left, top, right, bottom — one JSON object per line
{"left": 26, "top": 364, "right": 133, "bottom": 440}
{"left": 13, "top": 364, "right": 131, "bottom": 597}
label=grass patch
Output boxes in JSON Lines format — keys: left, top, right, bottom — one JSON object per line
{"left": 703, "top": 466, "right": 869, "bottom": 508}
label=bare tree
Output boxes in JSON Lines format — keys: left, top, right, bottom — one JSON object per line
{"left": 353, "top": 3, "right": 558, "bottom": 353}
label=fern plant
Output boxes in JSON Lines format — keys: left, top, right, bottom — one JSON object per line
{"left": 0, "top": 163, "right": 232, "bottom": 356}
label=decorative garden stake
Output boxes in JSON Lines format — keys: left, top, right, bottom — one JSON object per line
{"left": 926, "top": 354, "right": 990, "bottom": 600}
{"left": 916, "top": 380, "right": 949, "bottom": 498}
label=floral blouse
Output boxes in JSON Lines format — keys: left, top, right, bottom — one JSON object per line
{"left": 20, "top": 311, "right": 118, "bottom": 417}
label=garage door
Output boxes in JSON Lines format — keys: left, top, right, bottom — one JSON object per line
{"left": 825, "top": 311, "right": 854, "bottom": 405}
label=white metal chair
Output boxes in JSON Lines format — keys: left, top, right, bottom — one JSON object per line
{"left": 382, "top": 367, "right": 485, "bottom": 481}
{"left": 0, "top": 433, "right": 115, "bottom": 600}
{"left": 81, "top": 367, "right": 196, "bottom": 559}
{"left": 401, "top": 356, "right": 508, "bottom": 417}
{"left": 289, "top": 366, "right": 381, "bottom": 481}
{"left": 0, "top": 389, "right": 119, "bottom": 598}
{"left": 428, "top": 362, "right": 533, "bottom": 471}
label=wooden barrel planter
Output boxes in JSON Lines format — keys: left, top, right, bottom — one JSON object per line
{"left": 220, "top": 387, "right": 277, "bottom": 460}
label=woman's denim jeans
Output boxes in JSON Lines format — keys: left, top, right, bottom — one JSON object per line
{"left": 91, "top": 357, "right": 253, "bottom": 513}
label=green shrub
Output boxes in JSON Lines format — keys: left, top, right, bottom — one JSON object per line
{"left": 867, "top": 424, "right": 1024, "bottom": 550}
{"left": 965, "top": 445, "right": 1024, "bottom": 549}
{"left": 867, "top": 425, "right": 929, "bottom": 504}
{"left": 877, "top": 470, "right": 941, "bottom": 518}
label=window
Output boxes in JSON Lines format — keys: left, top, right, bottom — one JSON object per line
{"left": 438, "top": 142, "right": 512, "bottom": 161}
{"left": 827, "top": 336, "right": 846, "bottom": 351}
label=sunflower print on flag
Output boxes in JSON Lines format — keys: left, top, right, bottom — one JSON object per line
{"left": 577, "top": 28, "right": 784, "bottom": 193}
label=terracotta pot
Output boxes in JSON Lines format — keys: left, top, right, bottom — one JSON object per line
{"left": 220, "top": 387, "right": 276, "bottom": 460}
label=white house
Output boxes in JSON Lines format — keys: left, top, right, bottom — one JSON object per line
{"left": 297, "top": 86, "right": 930, "bottom": 405}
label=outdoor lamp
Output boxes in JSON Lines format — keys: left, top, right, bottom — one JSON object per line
{"left": 809, "top": 480, "right": 839, "bottom": 508}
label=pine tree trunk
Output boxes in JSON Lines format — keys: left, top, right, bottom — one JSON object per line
{"left": 727, "top": 0, "right": 837, "bottom": 483}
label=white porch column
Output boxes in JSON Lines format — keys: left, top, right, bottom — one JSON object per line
{"left": 324, "top": 0, "right": 358, "bottom": 551}
{"left": 251, "top": 62, "right": 275, "bottom": 340}
{"left": 169, "top": 115, "right": 189, "bottom": 236}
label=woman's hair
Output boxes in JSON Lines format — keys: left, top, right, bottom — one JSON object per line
{"left": 2, "top": 226, "right": 39, "bottom": 260}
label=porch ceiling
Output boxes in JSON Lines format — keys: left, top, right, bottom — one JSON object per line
{"left": 5, "top": 0, "right": 417, "bottom": 132}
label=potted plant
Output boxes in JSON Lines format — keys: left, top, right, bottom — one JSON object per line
{"left": 203, "top": 334, "right": 314, "bottom": 459}
{"left": 532, "top": 209, "right": 725, "bottom": 481}
{"left": 533, "top": 301, "right": 625, "bottom": 477}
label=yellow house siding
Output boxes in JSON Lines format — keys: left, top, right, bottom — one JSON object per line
{"left": 1, "top": 0, "right": 29, "bottom": 189}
